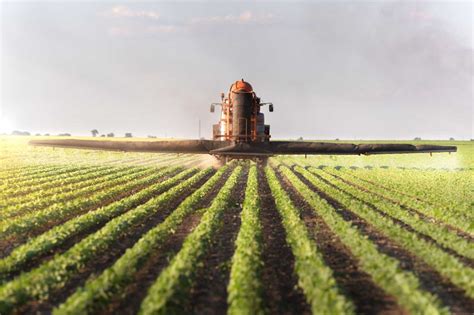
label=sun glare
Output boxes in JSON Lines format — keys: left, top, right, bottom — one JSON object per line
{"left": 0, "top": 114, "right": 16, "bottom": 133}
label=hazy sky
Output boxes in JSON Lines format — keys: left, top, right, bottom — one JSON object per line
{"left": 1, "top": 1, "right": 473, "bottom": 139}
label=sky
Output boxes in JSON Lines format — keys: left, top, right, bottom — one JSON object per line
{"left": 1, "top": 1, "right": 473, "bottom": 140}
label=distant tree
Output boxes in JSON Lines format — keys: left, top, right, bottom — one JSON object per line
{"left": 58, "top": 133, "right": 71, "bottom": 136}
{"left": 44, "top": 133, "right": 50, "bottom": 136}
{"left": 335, "top": 138, "right": 340, "bottom": 141}
{"left": 35, "top": 133, "right": 41, "bottom": 136}
{"left": 414, "top": 137, "right": 422, "bottom": 141}
{"left": 147, "top": 135, "right": 157, "bottom": 138}
{"left": 107, "top": 133, "right": 115, "bottom": 137}
{"left": 125, "top": 133, "right": 133, "bottom": 138}
{"left": 449, "top": 137, "right": 455, "bottom": 141}
{"left": 100, "top": 134, "right": 105, "bottom": 137}
{"left": 297, "top": 136, "right": 304, "bottom": 141}
{"left": 11, "top": 130, "right": 30, "bottom": 136}
{"left": 91, "top": 129, "right": 99, "bottom": 137}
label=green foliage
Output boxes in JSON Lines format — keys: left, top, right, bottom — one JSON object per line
{"left": 0, "top": 168, "right": 209, "bottom": 313}
{"left": 0, "top": 167, "right": 157, "bottom": 238}
{"left": 0, "top": 165, "right": 148, "bottom": 219}
{"left": 265, "top": 166, "right": 354, "bottom": 315}
{"left": 280, "top": 165, "right": 448, "bottom": 314}
{"left": 0, "top": 138, "right": 472, "bottom": 314}
{"left": 227, "top": 165, "right": 264, "bottom": 315}
{"left": 0, "top": 166, "right": 183, "bottom": 279}
{"left": 294, "top": 165, "right": 474, "bottom": 299}
{"left": 321, "top": 168, "right": 473, "bottom": 258}
{"left": 53, "top": 166, "right": 225, "bottom": 315}
{"left": 139, "top": 166, "right": 242, "bottom": 315}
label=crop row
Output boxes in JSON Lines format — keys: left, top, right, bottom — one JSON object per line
{"left": 227, "top": 165, "right": 264, "bottom": 315}
{"left": 0, "top": 166, "right": 180, "bottom": 239}
{"left": 0, "top": 166, "right": 154, "bottom": 221}
{"left": 265, "top": 166, "right": 354, "bottom": 314}
{"left": 54, "top": 166, "right": 228, "bottom": 314}
{"left": 1, "top": 165, "right": 126, "bottom": 209}
{"left": 341, "top": 168, "right": 473, "bottom": 217}
{"left": 0, "top": 167, "right": 211, "bottom": 313}
{"left": 277, "top": 164, "right": 448, "bottom": 314}
{"left": 2, "top": 155, "right": 185, "bottom": 208}
{"left": 318, "top": 168, "right": 473, "bottom": 259}
{"left": 138, "top": 166, "right": 242, "bottom": 315}
{"left": 291, "top": 165, "right": 474, "bottom": 298}
{"left": 0, "top": 154, "right": 181, "bottom": 192}
{"left": 333, "top": 168, "right": 473, "bottom": 235}
{"left": 0, "top": 166, "right": 189, "bottom": 279}
{"left": 0, "top": 164, "right": 59, "bottom": 182}
{"left": 1, "top": 157, "right": 160, "bottom": 198}
{"left": 0, "top": 164, "right": 94, "bottom": 192}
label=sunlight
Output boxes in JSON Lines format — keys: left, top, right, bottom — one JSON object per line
{"left": 0, "top": 113, "right": 16, "bottom": 133}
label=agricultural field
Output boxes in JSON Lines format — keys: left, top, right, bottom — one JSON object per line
{"left": 0, "top": 136, "right": 472, "bottom": 314}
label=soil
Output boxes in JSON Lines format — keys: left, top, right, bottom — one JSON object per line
{"left": 292, "top": 168, "right": 474, "bottom": 314}
{"left": 1, "top": 169, "right": 190, "bottom": 280}
{"left": 103, "top": 166, "right": 235, "bottom": 315}
{"left": 341, "top": 170, "right": 474, "bottom": 241}
{"left": 327, "top": 170, "right": 474, "bottom": 242}
{"left": 16, "top": 170, "right": 215, "bottom": 314}
{"left": 257, "top": 166, "right": 312, "bottom": 315}
{"left": 276, "top": 168, "right": 405, "bottom": 315}
{"left": 183, "top": 165, "right": 248, "bottom": 315}
{"left": 0, "top": 169, "right": 184, "bottom": 259}
{"left": 309, "top": 168, "right": 474, "bottom": 268}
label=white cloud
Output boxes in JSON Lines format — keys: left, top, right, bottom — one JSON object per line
{"left": 190, "top": 11, "right": 274, "bottom": 25}
{"left": 108, "top": 5, "right": 160, "bottom": 20}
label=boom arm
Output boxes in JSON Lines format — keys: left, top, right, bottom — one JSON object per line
{"left": 29, "top": 139, "right": 456, "bottom": 156}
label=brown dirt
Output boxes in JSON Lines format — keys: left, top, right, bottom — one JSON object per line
{"left": 308, "top": 168, "right": 474, "bottom": 268}
{"left": 0, "top": 170, "right": 189, "bottom": 281}
{"left": 343, "top": 170, "right": 473, "bottom": 241}
{"left": 182, "top": 165, "right": 248, "bottom": 315}
{"left": 257, "top": 166, "right": 312, "bottom": 315}
{"left": 327, "top": 170, "right": 474, "bottom": 242}
{"left": 105, "top": 212, "right": 203, "bottom": 315}
{"left": 0, "top": 169, "right": 184, "bottom": 259}
{"left": 102, "top": 166, "right": 235, "bottom": 315}
{"left": 292, "top": 167, "right": 474, "bottom": 314}
{"left": 16, "top": 171, "right": 215, "bottom": 314}
{"left": 276, "top": 168, "right": 405, "bottom": 315}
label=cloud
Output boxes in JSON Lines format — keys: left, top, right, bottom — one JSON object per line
{"left": 190, "top": 11, "right": 274, "bottom": 25}
{"left": 107, "top": 5, "right": 160, "bottom": 20}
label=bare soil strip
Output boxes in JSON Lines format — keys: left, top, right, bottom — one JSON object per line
{"left": 0, "top": 169, "right": 184, "bottom": 259}
{"left": 257, "top": 166, "right": 312, "bottom": 315}
{"left": 102, "top": 166, "right": 235, "bottom": 315}
{"left": 1, "top": 173, "right": 191, "bottom": 280}
{"left": 16, "top": 171, "right": 215, "bottom": 314}
{"left": 328, "top": 170, "right": 473, "bottom": 242}
{"left": 293, "top": 169, "right": 474, "bottom": 314}
{"left": 276, "top": 169, "right": 404, "bottom": 315}
{"left": 182, "top": 166, "right": 248, "bottom": 315}
{"left": 307, "top": 168, "right": 474, "bottom": 268}
{"left": 0, "top": 171, "right": 184, "bottom": 258}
